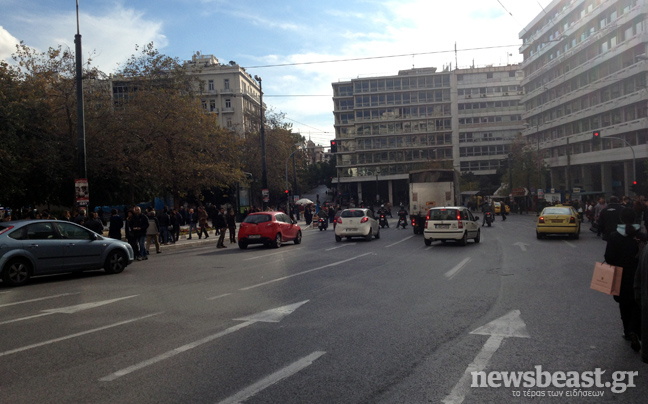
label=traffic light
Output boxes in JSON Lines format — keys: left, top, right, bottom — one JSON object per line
{"left": 631, "top": 180, "right": 638, "bottom": 193}
{"left": 330, "top": 140, "right": 337, "bottom": 153}
{"left": 592, "top": 131, "right": 601, "bottom": 141}
{"left": 284, "top": 189, "right": 289, "bottom": 196}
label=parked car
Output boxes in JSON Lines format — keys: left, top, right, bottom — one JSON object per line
{"left": 536, "top": 205, "right": 581, "bottom": 239}
{"left": 334, "top": 208, "right": 380, "bottom": 242}
{"left": 0, "top": 219, "right": 134, "bottom": 287}
{"left": 423, "top": 206, "right": 481, "bottom": 246}
{"left": 238, "top": 212, "right": 302, "bottom": 249}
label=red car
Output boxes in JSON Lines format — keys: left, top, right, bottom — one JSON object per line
{"left": 238, "top": 212, "right": 302, "bottom": 249}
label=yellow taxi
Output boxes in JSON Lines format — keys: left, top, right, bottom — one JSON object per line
{"left": 493, "top": 202, "right": 510, "bottom": 215}
{"left": 536, "top": 205, "right": 581, "bottom": 239}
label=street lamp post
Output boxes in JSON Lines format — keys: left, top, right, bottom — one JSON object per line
{"left": 254, "top": 75, "right": 267, "bottom": 209}
{"left": 74, "top": 0, "right": 87, "bottom": 208}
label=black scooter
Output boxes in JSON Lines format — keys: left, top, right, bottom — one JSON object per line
{"left": 484, "top": 211, "right": 494, "bottom": 227}
{"left": 379, "top": 214, "right": 389, "bottom": 228}
{"left": 318, "top": 217, "right": 328, "bottom": 231}
{"left": 396, "top": 216, "right": 407, "bottom": 229}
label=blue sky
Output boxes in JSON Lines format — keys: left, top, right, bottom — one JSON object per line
{"left": 1, "top": 0, "right": 552, "bottom": 145}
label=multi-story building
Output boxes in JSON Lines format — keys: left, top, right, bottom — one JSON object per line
{"left": 519, "top": 0, "right": 648, "bottom": 197}
{"left": 185, "top": 52, "right": 262, "bottom": 135}
{"left": 331, "top": 65, "right": 524, "bottom": 205}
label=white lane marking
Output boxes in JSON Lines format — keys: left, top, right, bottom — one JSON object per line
{"left": 445, "top": 258, "right": 471, "bottom": 281}
{"left": 386, "top": 235, "right": 414, "bottom": 248}
{"left": 562, "top": 240, "right": 576, "bottom": 248}
{"left": 240, "top": 252, "right": 374, "bottom": 291}
{"left": 207, "top": 293, "right": 232, "bottom": 301}
{"left": 100, "top": 321, "right": 255, "bottom": 382}
{"left": 443, "top": 310, "right": 530, "bottom": 404}
{"left": 100, "top": 301, "right": 309, "bottom": 382}
{"left": 0, "top": 312, "right": 161, "bottom": 358}
{"left": 217, "top": 351, "right": 326, "bottom": 404}
{"left": 0, "top": 292, "right": 80, "bottom": 308}
{"left": 513, "top": 242, "right": 529, "bottom": 251}
{"left": 243, "top": 247, "right": 305, "bottom": 261}
{"left": 325, "top": 243, "right": 357, "bottom": 251}
{"left": 0, "top": 295, "right": 139, "bottom": 325}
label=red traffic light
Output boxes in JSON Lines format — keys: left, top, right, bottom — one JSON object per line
{"left": 593, "top": 131, "right": 600, "bottom": 138}
{"left": 284, "top": 189, "right": 289, "bottom": 194}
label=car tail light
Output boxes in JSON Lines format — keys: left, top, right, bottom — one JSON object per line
{"left": 0, "top": 226, "right": 14, "bottom": 235}
{"left": 336, "top": 217, "right": 342, "bottom": 224}
{"left": 425, "top": 221, "right": 428, "bottom": 229}
{"left": 360, "top": 217, "right": 369, "bottom": 223}
{"left": 457, "top": 212, "right": 463, "bottom": 229}
{"left": 426, "top": 211, "right": 430, "bottom": 220}
{"left": 538, "top": 216, "right": 545, "bottom": 223}
{"left": 569, "top": 216, "right": 576, "bottom": 223}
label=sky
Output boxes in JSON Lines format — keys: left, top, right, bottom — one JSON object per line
{"left": 1, "top": 0, "right": 554, "bottom": 146}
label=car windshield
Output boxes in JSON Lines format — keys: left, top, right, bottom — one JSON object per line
{"left": 341, "top": 210, "right": 365, "bottom": 218}
{"left": 543, "top": 207, "right": 572, "bottom": 215}
{"left": 428, "top": 209, "right": 459, "bottom": 221}
{"left": 243, "top": 214, "right": 272, "bottom": 224}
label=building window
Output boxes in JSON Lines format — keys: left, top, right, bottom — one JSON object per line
{"left": 225, "top": 99, "right": 231, "bottom": 108}
{"left": 202, "top": 101, "right": 207, "bottom": 110}
{"left": 224, "top": 79, "right": 230, "bottom": 90}
{"left": 210, "top": 100, "right": 216, "bottom": 111}
{"left": 208, "top": 80, "right": 214, "bottom": 91}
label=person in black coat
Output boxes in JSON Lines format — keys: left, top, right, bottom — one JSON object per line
{"left": 599, "top": 196, "right": 625, "bottom": 240}
{"left": 131, "top": 206, "right": 149, "bottom": 260}
{"left": 604, "top": 208, "right": 646, "bottom": 352}
{"left": 108, "top": 209, "right": 123, "bottom": 240}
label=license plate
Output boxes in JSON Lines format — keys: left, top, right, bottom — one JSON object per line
{"left": 249, "top": 235, "right": 260, "bottom": 239}
{"left": 346, "top": 228, "right": 358, "bottom": 232}
{"left": 436, "top": 224, "right": 450, "bottom": 229}
{"left": 551, "top": 219, "right": 563, "bottom": 223}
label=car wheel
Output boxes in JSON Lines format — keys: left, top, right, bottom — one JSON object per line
{"left": 458, "top": 232, "right": 468, "bottom": 246}
{"left": 536, "top": 232, "right": 542, "bottom": 239}
{"left": 2, "top": 258, "right": 31, "bottom": 287}
{"left": 424, "top": 238, "right": 432, "bottom": 246}
{"left": 365, "top": 231, "right": 372, "bottom": 241}
{"left": 474, "top": 229, "right": 481, "bottom": 243}
{"left": 375, "top": 228, "right": 380, "bottom": 239}
{"left": 104, "top": 250, "right": 127, "bottom": 274}
{"left": 335, "top": 235, "right": 342, "bottom": 242}
{"left": 573, "top": 231, "right": 580, "bottom": 240}
{"left": 294, "top": 231, "right": 302, "bottom": 244}
{"left": 273, "top": 233, "right": 282, "bottom": 248}
{"left": 238, "top": 241, "right": 248, "bottom": 249}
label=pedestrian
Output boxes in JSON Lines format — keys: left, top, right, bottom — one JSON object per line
{"left": 131, "top": 206, "right": 149, "bottom": 260}
{"left": 227, "top": 209, "right": 237, "bottom": 244}
{"left": 187, "top": 208, "right": 199, "bottom": 240}
{"left": 108, "top": 209, "right": 123, "bottom": 240}
{"left": 599, "top": 196, "right": 625, "bottom": 240}
{"left": 125, "top": 209, "right": 139, "bottom": 257}
{"left": 216, "top": 207, "right": 228, "bottom": 248}
{"left": 605, "top": 208, "right": 646, "bottom": 353}
{"left": 74, "top": 209, "right": 87, "bottom": 226}
{"left": 634, "top": 234, "right": 648, "bottom": 363}
{"left": 157, "top": 207, "right": 171, "bottom": 244}
{"left": 85, "top": 212, "right": 104, "bottom": 234}
{"left": 594, "top": 197, "right": 607, "bottom": 235}
{"left": 169, "top": 208, "right": 180, "bottom": 243}
{"left": 145, "top": 209, "right": 161, "bottom": 254}
{"left": 62, "top": 210, "right": 72, "bottom": 221}
{"left": 179, "top": 206, "right": 188, "bottom": 226}
{"left": 197, "top": 206, "right": 210, "bottom": 239}
{"left": 304, "top": 204, "right": 313, "bottom": 226}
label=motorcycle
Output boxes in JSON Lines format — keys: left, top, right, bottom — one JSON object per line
{"left": 484, "top": 211, "right": 494, "bottom": 227}
{"left": 379, "top": 213, "right": 389, "bottom": 228}
{"left": 396, "top": 216, "right": 407, "bottom": 229}
{"left": 318, "top": 217, "right": 328, "bottom": 231}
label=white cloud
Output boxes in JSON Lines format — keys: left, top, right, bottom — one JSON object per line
{"left": 0, "top": 25, "right": 19, "bottom": 62}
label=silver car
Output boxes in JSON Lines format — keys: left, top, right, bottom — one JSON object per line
{"left": 334, "top": 208, "right": 380, "bottom": 242}
{"left": 0, "top": 219, "right": 134, "bottom": 286}
{"left": 423, "top": 206, "right": 481, "bottom": 246}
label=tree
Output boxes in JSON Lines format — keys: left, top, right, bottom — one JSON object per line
{"left": 499, "top": 134, "right": 547, "bottom": 195}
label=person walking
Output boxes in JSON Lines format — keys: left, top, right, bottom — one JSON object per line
{"left": 634, "top": 233, "right": 648, "bottom": 363}
{"left": 227, "top": 209, "right": 237, "bottom": 244}
{"left": 157, "top": 207, "right": 171, "bottom": 244}
{"left": 145, "top": 210, "right": 161, "bottom": 254}
{"left": 599, "top": 196, "right": 625, "bottom": 240}
{"left": 605, "top": 208, "right": 646, "bottom": 352}
{"left": 85, "top": 212, "right": 104, "bottom": 234}
{"left": 197, "top": 206, "right": 210, "bottom": 239}
{"left": 108, "top": 209, "right": 123, "bottom": 240}
{"left": 170, "top": 208, "right": 180, "bottom": 243}
{"left": 125, "top": 209, "right": 139, "bottom": 257}
{"left": 131, "top": 206, "right": 149, "bottom": 260}
{"left": 216, "top": 207, "right": 228, "bottom": 248}
{"left": 187, "top": 208, "right": 199, "bottom": 240}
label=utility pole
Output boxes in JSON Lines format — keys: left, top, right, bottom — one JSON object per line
{"left": 254, "top": 75, "right": 267, "bottom": 209}
{"left": 74, "top": 0, "right": 88, "bottom": 208}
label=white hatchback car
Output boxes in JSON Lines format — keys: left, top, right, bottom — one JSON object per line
{"left": 334, "top": 208, "right": 380, "bottom": 242}
{"left": 423, "top": 206, "right": 480, "bottom": 246}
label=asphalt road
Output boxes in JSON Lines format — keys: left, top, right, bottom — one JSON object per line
{"left": 0, "top": 213, "right": 646, "bottom": 403}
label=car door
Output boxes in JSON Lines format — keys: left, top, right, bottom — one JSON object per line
{"left": 22, "top": 222, "right": 66, "bottom": 274}
{"left": 54, "top": 221, "right": 104, "bottom": 270}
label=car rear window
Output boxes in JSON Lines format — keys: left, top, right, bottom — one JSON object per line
{"left": 341, "top": 210, "right": 365, "bottom": 218}
{"left": 543, "top": 208, "right": 571, "bottom": 215}
{"left": 243, "top": 214, "right": 272, "bottom": 224}
{"left": 428, "top": 209, "right": 459, "bottom": 221}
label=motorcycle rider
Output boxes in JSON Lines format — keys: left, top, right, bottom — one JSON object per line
{"left": 377, "top": 204, "right": 390, "bottom": 228}
{"left": 481, "top": 198, "right": 494, "bottom": 227}
{"left": 397, "top": 204, "right": 408, "bottom": 228}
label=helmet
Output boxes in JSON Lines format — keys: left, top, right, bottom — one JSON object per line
{"left": 381, "top": 204, "right": 384, "bottom": 208}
